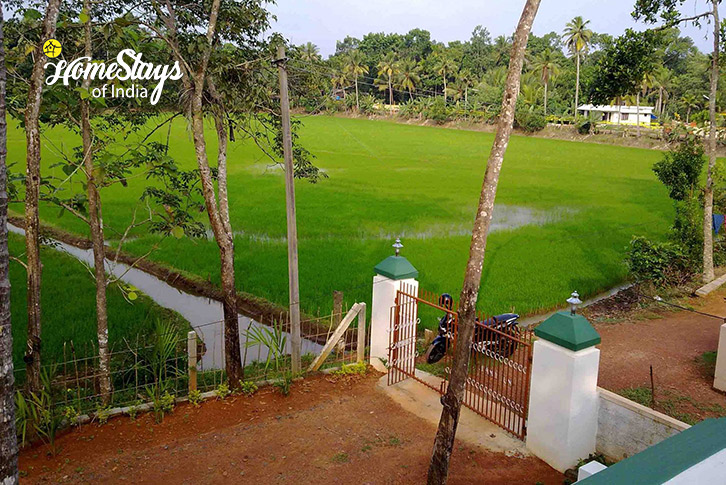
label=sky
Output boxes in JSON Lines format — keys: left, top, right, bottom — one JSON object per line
{"left": 268, "top": 0, "right": 720, "bottom": 57}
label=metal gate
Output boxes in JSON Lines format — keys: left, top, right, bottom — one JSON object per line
{"left": 387, "top": 283, "right": 534, "bottom": 440}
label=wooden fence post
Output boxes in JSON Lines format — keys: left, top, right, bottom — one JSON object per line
{"left": 187, "top": 331, "right": 197, "bottom": 393}
{"left": 357, "top": 302, "right": 367, "bottom": 363}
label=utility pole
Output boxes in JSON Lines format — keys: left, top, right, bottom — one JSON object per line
{"left": 275, "top": 45, "right": 302, "bottom": 374}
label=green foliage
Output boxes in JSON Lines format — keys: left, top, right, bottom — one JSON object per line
{"left": 626, "top": 236, "right": 693, "bottom": 286}
{"left": 20, "top": 366, "right": 64, "bottom": 455}
{"left": 188, "top": 389, "right": 203, "bottom": 407}
{"left": 146, "top": 389, "right": 175, "bottom": 423}
{"left": 95, "top": 404, "right": 112, "bottom": 426}
{"left": 244, "top": 321, "right": 288, "bottom": 376}
{"left": 238, "top": 380, "right": 259, "bottom": 397}
{"left": 652, "top": 137, "right": 705, "bottom": 201}
{"left": 214, "top": 383, "right": 231, "bottom": 400}
{"left": 422, "top": 98, "right": 451, "bottom": 124}
{"left": 333, "top": 362, "right": 367, "bottom": 376}
{"left": 589, "top": 29, "right": 659, "bottom": 105}
{"left": 515, "top": 108, "right": 546, "bottom": 133}
{"left": 273, "top": 374, "right": 293, "bottom": 396}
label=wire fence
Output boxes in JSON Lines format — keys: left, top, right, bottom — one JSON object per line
{"left": 12, "top": 306, "right": 369, "bottom": 424}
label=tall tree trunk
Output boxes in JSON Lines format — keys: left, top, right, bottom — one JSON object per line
{"left": 703, "top": 0, "right": 720, "bottom": 283}
{"left": 636, "top": 91, "right": 641, "bottom": 138}
{"left": 80, "top": 0, "right": 111, "bottom": 404}
{"left": 355, "top": 76, "right": 360, "bottom": 111}
{"left": 544, "top": 80, "right": 548, "bottom": 117}
{"left": 443, "top": 73, "right": 447, "bottom": 103}
{"left": 658, "top": 87, "right": 663, "bottom": 116}
{"left": 190, "top": 97, "right": 242, "bottom": 384}
{"left": 574, "top": 51, "right": 580, "bottom": 118}
{"left": 388, "top": 78, "right": 393, "bottom": 109}
{"left": 161, "top": 0, "right": 243, "bottom": 384}
{"left": 0, "top": 6, "right": 19, "bottom": 483}
{"left": 23, "top": 0, "right": 62, "bottom": 394}
{"left": 426, "top": 1, "right": 541, "bottom": 483}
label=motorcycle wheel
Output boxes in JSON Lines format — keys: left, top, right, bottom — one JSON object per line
{"left": 425, "top": 341, "right": 447, "bottom": 364}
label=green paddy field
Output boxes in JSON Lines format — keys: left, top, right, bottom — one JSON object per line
{"left": 6, "top": 115, "right": 674, "bottom": 330}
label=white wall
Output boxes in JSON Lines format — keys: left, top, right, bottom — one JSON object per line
{"left": 596, "top": 387, "right": 689, "bottom": 462}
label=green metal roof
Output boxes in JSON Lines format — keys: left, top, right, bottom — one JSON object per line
{"left": 374, "top": 255, "right": 419, "bottom": 280}
{"left": 580, "top": 418, "right": 726, "bottom": 484}
{"left": 534, "top": 311, "right": 601, "bottom": 351}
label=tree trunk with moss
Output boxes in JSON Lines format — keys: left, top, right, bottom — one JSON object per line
{"left": 23, "top": 0, "right": 62, "bottom": 394}
{"left": 0, "top": 5, "right": 18, "bottom": 483}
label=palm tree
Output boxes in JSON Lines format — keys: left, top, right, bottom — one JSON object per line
{"left": 636, "top": 70, "right": 656, "bottom": 137}
{"left": 376, "top": 53, "right": 399, "bottom": 109}
{"left": 456, "top": 69, "right": 476, "bottom": 107}
{"left": 654, "top": 67, "right": 672, "bottom": 117}
{"left": 344, "top": 50, "right": 368, "bottom": 110}
{"left": 563, "top": 17, "right": 593, "bottom": 117}
{"left": 492, "top": 35, "right": 512, "bottom": 67}
{"left": 395, "top": 59, "right": 420, "bottom": 101}
{"left": 681, "top": 94, "right": 700, "bottom": 123}
{"left": 435, "top": 54, "right": 457, "bottom": 103}
{"left": 531, "top": 48, "right": 560, "bottom": 117}
{"left": 331, "top": 69, "right": 349, "bottom": 99}
{"left": 300, "top": 42, "right": 320, "bottom": 62}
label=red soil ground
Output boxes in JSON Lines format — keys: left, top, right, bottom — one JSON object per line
{"left": 18, "top": 373, "right": 562, "bottom": 484}
{"left": 594, "top": 288, "right": 726, "bottom": 421}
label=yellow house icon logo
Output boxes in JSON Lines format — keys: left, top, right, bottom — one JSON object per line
{"left": 43, "top": 39, "right": 62, "bottom": 58}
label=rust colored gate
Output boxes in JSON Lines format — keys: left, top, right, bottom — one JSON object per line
{"left": 387, "top": 283, "right": 534, "bottom": 440}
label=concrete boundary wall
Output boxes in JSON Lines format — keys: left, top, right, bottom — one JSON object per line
{"left": 596, "top": 387, "right": 690, "bottom": 462}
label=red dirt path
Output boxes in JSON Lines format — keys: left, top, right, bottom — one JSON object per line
{"left": 596, "top": 289, "right": 726, "bottom": 420}
{"left": 18, "top": 373, "right": 562, "bottom": 484}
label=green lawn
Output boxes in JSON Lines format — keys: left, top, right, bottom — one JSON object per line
{"left": 6, "top": 115, "right": 674, "bottom": 329}
{"left": 8, "top": 232, "right": 189, "bottom": 372}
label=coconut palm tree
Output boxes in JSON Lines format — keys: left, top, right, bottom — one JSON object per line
{"left": 376, "top": 53, "right": 399, "bottom": 108}
{"left": 300, "top": 42, "right": 320, "bottom": 62}
{"left": 456, "top": 69, "right": 476, "bottom": 107}
{"left": 395, "top": 59, "right": 420, "bottom": 101}
{"left": 492, "top": 35, "right": 512, "bottom": 67}
{"left": 654, "top": 67, "right": 673, "bottom": 117}
{"left": 344, "top": 50, "right": 368, "bottom": 110}
{"left": 681, "top": 93, "right": 700, "bottom": 123}
{"left": 435, "top": 54, "right": 457, "bottom": 103}
{"left": 531, "top": 48, "right": 560, "bottom": 117}
{"left": 635, "top": 70, "right": 656, "bottom": 137}
{"left": 563, "top": 16, "right": 593, "bottom": 117}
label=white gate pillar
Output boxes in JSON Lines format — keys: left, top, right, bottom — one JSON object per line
{"left": 713, "top": 323, "right": 726, "bottom": 391}
{"left": 526, "top": 292, "right": 601, "bottom": 473}
{"left": 369, "top": 239, "right": 418, "bottom": 372}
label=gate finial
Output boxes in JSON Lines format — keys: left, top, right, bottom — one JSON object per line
{"left": 393, "top": 238, "right": 403, "bottom": 257}
{"left": 566, "top": 291, "right": 582, "bottom": 315}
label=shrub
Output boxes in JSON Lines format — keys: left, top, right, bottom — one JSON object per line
{"left": 274, "top": 374, "right": 293, "bottom": 396}
{"left": 626, "top": 236, "right": 694, "bottom": 286}
{"left": 358, "top": 94, "right": 377, "bottom": 115}
{"left": 214, "top": 383, "right": 231, "bottom": 400}
{"left": 238, "top": 380, "right": 258, "bottom": 397}
{"left": 515, "top": 109, "right": 546, "bottom": 132}
{"left": 423, "top": 98, "right": 451, "bottom": 124}
{"left": 333, "top": 362, "right": 367, "bottom": 377}
{"left": 653, "top": 137, "right": 705, "bottom": 201}
{"left": 188, "top": 389, "right": 203, "bottom": 407}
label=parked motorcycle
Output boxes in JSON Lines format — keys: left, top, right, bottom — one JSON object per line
{"left": 424, "top": 293, "right": 521, "bottom": 364}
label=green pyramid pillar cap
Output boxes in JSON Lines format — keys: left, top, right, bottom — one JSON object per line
{"left": 534, "top": 311, "right": 601, "bottom": 351}
{"left": 374, "top": 255, "right": 419, "bottom": 280}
